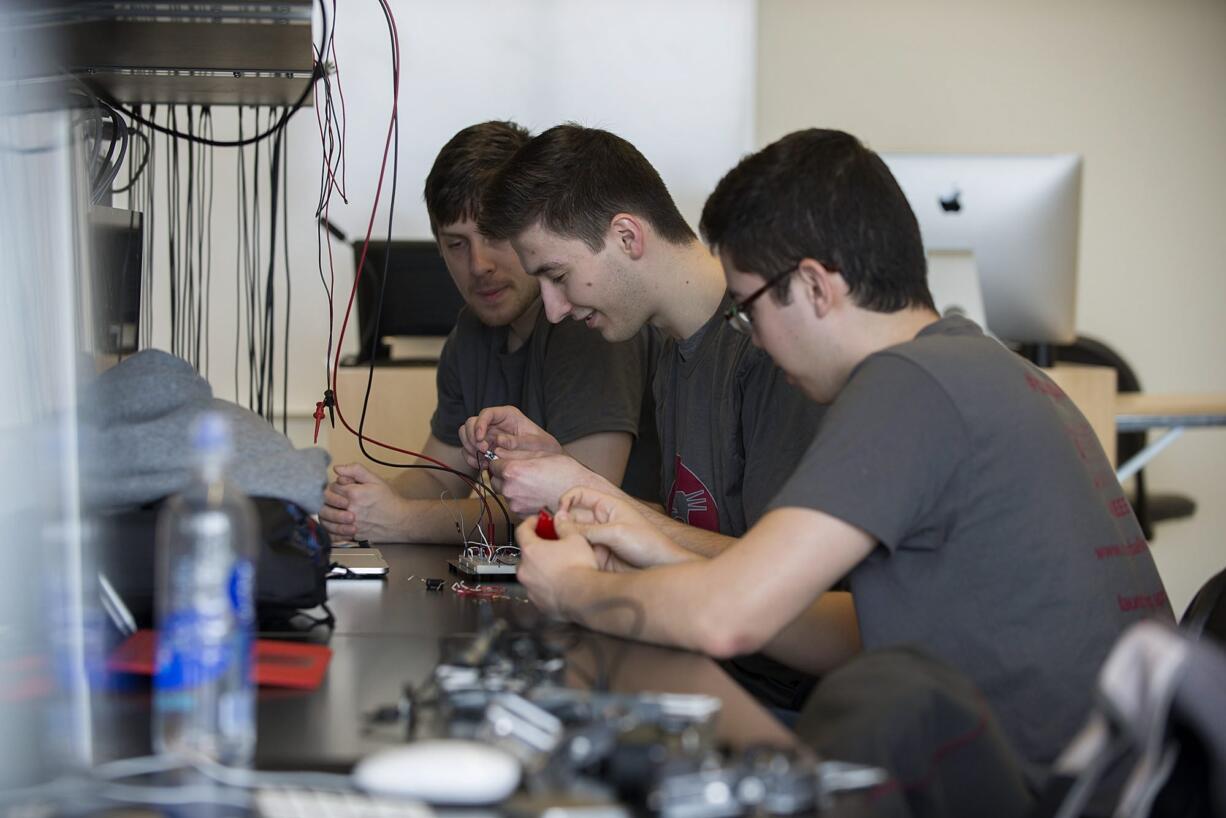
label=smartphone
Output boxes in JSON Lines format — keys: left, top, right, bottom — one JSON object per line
{"left": 329, "top": 547, "right": 390, "bottom": 578}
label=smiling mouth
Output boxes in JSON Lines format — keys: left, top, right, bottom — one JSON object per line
{"left": 473, "top": 285, "right": 508, "bottom": 301}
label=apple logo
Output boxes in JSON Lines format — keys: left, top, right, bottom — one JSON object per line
{"left": 939, "top": 188, "right": 962, "bottom": 213}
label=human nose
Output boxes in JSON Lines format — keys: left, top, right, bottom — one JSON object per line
{"left": 470, "top": 237, "right": 497, "bottom": 277}
{"left": 539, "top": 280, "right": 572, "bottom": 323}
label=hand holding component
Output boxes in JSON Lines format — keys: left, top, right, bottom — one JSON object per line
{"left": 485, "top": 452, "right": 612, "bottom": 517}
{"left": 457, "top": 405, "right": 563, "bottom": 472}
{"left": 514, "top": 516, "right": 600, "bottom": 617}
{"left": 556, "top": 487, "right": 697, "bottom": 570}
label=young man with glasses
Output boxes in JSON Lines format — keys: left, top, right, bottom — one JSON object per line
{"left": 468, "top": 124, "right": 827, "bottom": 712}
{"left": 511, "top": 129, "right": 1172, "bottom": 776}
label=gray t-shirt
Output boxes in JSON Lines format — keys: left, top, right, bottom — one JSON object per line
{"left": 430, "top": 305, "right": 659, "bottom": 500}
{"left": 655, "top": 297, "right": 827, "bottom": 709}
{"left": 768, "top": 315, "right": 1172, "bottom": 766}
{"left": 655, "top": 295, "right": 826, "bottom": 533}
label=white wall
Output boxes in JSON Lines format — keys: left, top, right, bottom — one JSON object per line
{"left": 124, "top": 0, "right": 756, "bottom": 428}
{"left": 757, "top": 0, "right": 1226, "bottom": 612}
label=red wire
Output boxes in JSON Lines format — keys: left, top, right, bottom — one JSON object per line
{"left": 321, "top": 0, "right": 496, "bottom": 537}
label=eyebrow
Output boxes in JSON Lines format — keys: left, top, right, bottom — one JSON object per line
{"left": 528, "top": 262, "right": 562, "bottom": 278}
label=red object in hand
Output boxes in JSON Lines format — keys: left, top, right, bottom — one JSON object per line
{"left": 535, "top": 508, "right": 558, "bottom": 540}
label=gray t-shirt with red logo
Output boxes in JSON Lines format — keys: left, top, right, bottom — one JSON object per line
{"left": 431, "top": 305, "right": 660, "bottom": 501}
{"left": 654, "top": 295, "right": 826, "bottom": 534}
{"left": 654, "top": 297, "right": 827, "bottom": 710}
{"left": 767, "top": 315, "right": 1172, "bottom": 767}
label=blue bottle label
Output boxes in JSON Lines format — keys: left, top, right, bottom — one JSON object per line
{"left": 154, "top": 608, "right": 230, "bottom": 693}
{"left": 155, "top": 559, "right": 255, "bottom": 694}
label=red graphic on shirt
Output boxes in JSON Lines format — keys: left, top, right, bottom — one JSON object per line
{"left": 666, "top": 455, "right": 719, "bottom": 532}
{"left": 1118, "top": 591, "right": 1169, "bottom": 613}
{"left": 1094, "top": 538, "right": 1149, "bottom": 560}
{"left": 1025, "top": 372, "right": 1067, "bottom": 399}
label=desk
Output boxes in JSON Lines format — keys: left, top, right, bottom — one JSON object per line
{"left": 98, "top": 544, "right": 795, "bottom": 771}
{"left": 1114, "top": 394, "right": 1226, "bottom": 482}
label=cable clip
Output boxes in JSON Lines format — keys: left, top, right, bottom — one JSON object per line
{"left": 323, "top": 388, "right": 336, "bottom": 428}
{"left": 312, "top": 401, "right": 326, "bottom": 444}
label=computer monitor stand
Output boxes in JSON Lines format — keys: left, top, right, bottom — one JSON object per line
{"left": 1019, "top": 343, "right": 1056, "bottom": 368}
{"left": 926, "top": 250, "right": 991, "bottom": 337}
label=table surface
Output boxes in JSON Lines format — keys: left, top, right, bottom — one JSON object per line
{"left": 1115, "top": 393, "right": 1226, "bottom": 432}
{"left": 98, "top": 544, "right": 796, "bottom": 771}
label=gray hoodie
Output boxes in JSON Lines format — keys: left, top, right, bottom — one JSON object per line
{"left": 79, "top": 349, "right": 329, "bottom": 512}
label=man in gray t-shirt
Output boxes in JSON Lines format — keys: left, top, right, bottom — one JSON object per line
{"left": 766, "top": 314, "right": 1169, "bottom": 764}
{"left": 512, "top": 129, "right": 1172, "bottom": 775}
{"left": 321, "top": 122, "right": 655, "bottom": 544}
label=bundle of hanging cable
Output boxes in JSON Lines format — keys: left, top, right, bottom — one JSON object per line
{"left": 96, "top": 1, "right": 334, "bottom": 435}
{"left": 319, "top": 0, "right": 512, "bottom": 545}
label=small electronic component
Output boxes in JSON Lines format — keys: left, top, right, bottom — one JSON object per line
{"left": 452, "top": 552, "right": 519, "bottom": 579}
{"left": 535, "top": 508, "right": 558, "bottom": 540}
{"left": 482, "top": 449, "right": 499, "bottom": 463}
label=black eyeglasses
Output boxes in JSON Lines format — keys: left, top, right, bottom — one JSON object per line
{"left": 723, "top": 264, "right": 798, "bottom": 335}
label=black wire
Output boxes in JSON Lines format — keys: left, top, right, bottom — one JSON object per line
{"left": 141, "top": 105, "right": 157, "bottom": 347}
{"left": 344, "top": 0, "right": 512, "bottom": 545}
{"left": 190, "top": 105, "right": 201, "bottom": 368}
{"left": 202, "top": 109, "right": 215, "bottom": 379}
{"left": 233, "top": 111, "right": 243, "bottom": 403}
{"left": 168, "top": 106, "right": 180, "bottom": 357}
{"left": 281, "top": 110, "right": 291, "bottom": 435}
{"left": 194, "top": 106, "right": 206, "bottom": 370}
{"left": 239, "top": 108, "right": 256, "bottom": 409}
{"left": 110, "top": 130, "right": 150, "bottom": 194}
{"left": 251, "top": 107, "right": 264, "bottom": 414}
{"left": 88, "top": 0, "right": 329, "bottom": 150}
{"left": 263, "top": 108, "right": 282, "bottom": 425}
{"left": 88, "top": 106, "right": 119, "bottom": 193}
{"left": 90, "top": 104, "right": 128, "bottom": 202}
{"left": 185, "top": 106, "right": 196, "bottom": 367}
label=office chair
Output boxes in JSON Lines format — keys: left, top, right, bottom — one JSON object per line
{"left": 1181, "top": 566, "right": 1226, "bottom": 645}
{"left": 1054, "top": 336, "right": 1196, "bottom": 540}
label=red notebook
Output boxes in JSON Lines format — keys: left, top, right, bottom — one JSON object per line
{"left": 108, "top": 630, "right": 332, "bottom": 690}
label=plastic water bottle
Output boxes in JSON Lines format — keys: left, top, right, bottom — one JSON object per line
{"left": 153, "top": 411, "right": 259, "bottom": 766}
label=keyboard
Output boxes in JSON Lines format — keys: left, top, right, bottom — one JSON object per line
{"left": 255, "top": 787, "right": 435, "bottom": 818}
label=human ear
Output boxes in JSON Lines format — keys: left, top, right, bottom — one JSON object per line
{"left": 610, "top": 214, "right": 645, "bottom": 260}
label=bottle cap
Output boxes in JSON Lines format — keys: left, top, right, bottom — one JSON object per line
{"left": 191, "top": 411, "right": 232, "bottom": 461}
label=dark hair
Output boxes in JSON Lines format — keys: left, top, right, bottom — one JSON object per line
{"left": 700, "top": 128, "right": 934, "bottom": 313}
{"left": 478, "top": 124, "right": 697, "bottom": 251}
{"left": 423, "top": 120, "right": 531, "bottom": 234}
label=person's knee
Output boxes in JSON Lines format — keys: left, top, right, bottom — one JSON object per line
{"left": 795, "top": 648, "right": 1032, "bottom": 818}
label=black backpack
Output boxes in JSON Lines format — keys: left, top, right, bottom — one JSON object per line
{"left": 93, "top": 497, "right": 333, "bottom": 634}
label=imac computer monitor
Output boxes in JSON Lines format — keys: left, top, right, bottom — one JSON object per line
{"left": 353, "top": 240, "right": 465, "bottom": 362}
{"left": 880, "top": 154, "right": 1083, "bottom": 348}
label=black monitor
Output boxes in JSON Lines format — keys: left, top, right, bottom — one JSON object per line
{"left": 88, "top": 205, "right": 143, "bottom": 354}
{"left": 353, "top": 240, "right": 465, "bottom": 362}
